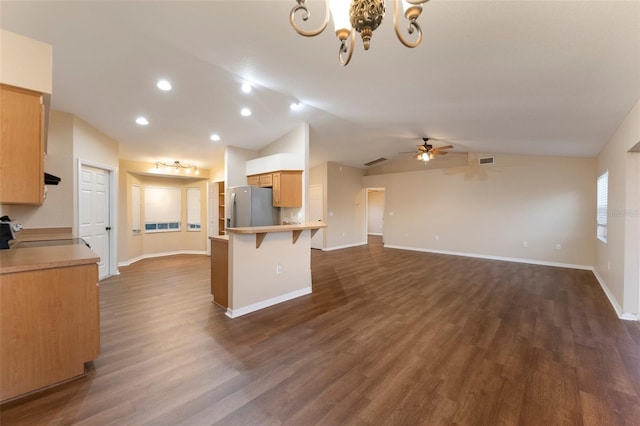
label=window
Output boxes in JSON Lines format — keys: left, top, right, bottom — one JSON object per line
{"left": 144, "top": 186, "right": 181, "bottom": 233}
{"left": 597, "top": 171, "right": 608, "bottom": 242}
{"left": 131, "top": 184, "right": 141, "bottom": 234}
{"left": 186, "top": 187, "right": 201, "bottom": 231}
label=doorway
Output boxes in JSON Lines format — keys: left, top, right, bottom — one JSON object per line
{"left": 366, "top": 188, "right": 385, "bottom": 244}
{"left": 78, "top": 163, "right": 114, "bottom": 280}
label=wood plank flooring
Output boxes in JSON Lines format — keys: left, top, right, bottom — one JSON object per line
{"left": 2, "top": 236, "right": 639, "bottom": 425}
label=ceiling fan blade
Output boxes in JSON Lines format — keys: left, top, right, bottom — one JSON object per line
{"left": 418, "top": 146, "right": 428, "bottom": 152}
{"left": 434, "top": 151, "right": 449, "bottom": 156}
{"left": 435, "top": 145, "right": 454, "bottom": 150}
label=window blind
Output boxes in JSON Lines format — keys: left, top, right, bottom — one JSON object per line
{"left": 596, "top": 171, "right": 608, "bottom": 242}
{"left": 186, "top": 187, "right": 201, "bottom": 230}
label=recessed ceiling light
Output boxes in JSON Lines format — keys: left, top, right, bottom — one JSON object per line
{"left": 210, "top": 133, "right": 221, "bottom": 141}
{"left": 290, "top": 102, "right": 301, "bottom": 110}
{"left": 241, "top": 82, "right": 252, "bottom": 94}
{"left": 136, "top": 117, "right": 149, "bottom": 125}
{"left": 157, "top": 79, "right": 172, "bottom": 91}
{"left": 240, "top": 108, "right": 252, "bottom": 117}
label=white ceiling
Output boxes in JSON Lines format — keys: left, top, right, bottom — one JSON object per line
{"left": 2, "top": 1, "right": 639, "bottom": 170}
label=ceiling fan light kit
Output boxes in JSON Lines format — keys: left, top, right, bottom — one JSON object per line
{"left": 290, "top": 0, "right": 431, "bottom": 66}
{"left": 415, "top": 138, "right": 453, "bottom": 162}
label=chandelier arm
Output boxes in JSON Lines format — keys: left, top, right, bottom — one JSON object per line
{"left": 393, "top": 0, "right": 423, "bottom": 48}
{"left": 338, "top": 29, "right": 356, "bottom": 66}
{"left": 290, "top": 0, "right": 330, "bottom": 37}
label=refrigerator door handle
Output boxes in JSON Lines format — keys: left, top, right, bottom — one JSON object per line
{"left": 231, "top": 192, "right": 236, "bottom": 228}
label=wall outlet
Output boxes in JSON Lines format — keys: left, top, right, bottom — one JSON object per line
{"left": 607, "top": 261, "right": 611, "bottom": 271}
{"left": 276, "top": 264, "right": 282, "bottom": 274}
{"left": 435, "top": 235, "right": 439, "bottom": 241}
{"left": 556, "top": 243, "right": 561, "bottom": 250}
{"left": 329, "top": 211, "right": 334, "bottom": 217}
{"left": 389, "top": 212, "right": 394, "bottom": 216}
{"left": 342, "top": 232, "right": 345, "bottom": 237}
{"left": 523, "top": 241, "right": 528, "bottom": 248}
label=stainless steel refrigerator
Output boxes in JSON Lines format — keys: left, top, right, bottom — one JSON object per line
{"left": 228, "top": 186, "right": 280, "bottom": 227}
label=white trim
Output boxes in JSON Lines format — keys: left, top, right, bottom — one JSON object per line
{"left": 592, "top": 268, "right": 640, "bottom": 321}
{"left": 118, "top": 250, "right": 208, "bottom": 267}
{"left": 368, "top": 233, "right": 383, "bottom": 236}
{"left": 323, "top": 242, "right": 368, "bottom": 251}
{"left": 384, "top": 245, "right": 593, "bottom": 270}
{"left": 225, "top": 287, "right": 312, "bottom": 318}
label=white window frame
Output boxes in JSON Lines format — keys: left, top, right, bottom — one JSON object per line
{"left": 597, "top": 171, "right": 608, "bottom": 243}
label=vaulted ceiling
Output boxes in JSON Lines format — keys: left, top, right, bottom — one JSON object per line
{"left": 2, "top": 1, "right": 639, "bottom": 170}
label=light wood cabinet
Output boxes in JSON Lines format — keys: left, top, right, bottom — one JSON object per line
{"left": 0, "top": 84, "right": 44, "bottom": 205}
{"left": 210, "top": 237, "right": 229, "bottom": 308}
{"left": 247, "top": 170, "right": 302, "bottom": 207}
{"left": 247, "top": 173, "right": 273, "bottom": 187}
{"left": 217, "top": 181, "right": 225, "bottom": 235}
{"left": 0, "top": 262, "right": 99, "bottom": 402}
{"left": 272, "top": 171, "right": 302, "bottom": 207}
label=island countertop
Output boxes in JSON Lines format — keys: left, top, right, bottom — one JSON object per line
{"left": 0, "top": 244, "right": 100, "bottom": 275}
{"left": 226, "top": 222, "right": 327, "bottom": 234}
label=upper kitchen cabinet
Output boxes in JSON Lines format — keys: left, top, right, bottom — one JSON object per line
{"left": 247, "top": 173, "right": 273, "bottom": 188}
{"left": 0, "top": 30, "right": 52, "bottom": 205}
{"left": 0, "top": 84, "right": 45, "bottom": 205}
{"left": 272, "top": 171, "right": 302, "bottom": 208}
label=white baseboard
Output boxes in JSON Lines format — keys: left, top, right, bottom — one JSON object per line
{"left": 323, "top": 242, "right": 367, "bottom": 251}
{"left": 592, "top": 268, "right": 639, "bottom": 321}
{"left": 226, "top": 287, "right": 312, "bottom": 318}
{"left": 368, "top": 233, "right": 383, "bottom": 236}
{"left": 384, "top": 245, "right": 593, "bottom": 270}
{"left": 118, "top": 250, "right": 208, "bottom": 267}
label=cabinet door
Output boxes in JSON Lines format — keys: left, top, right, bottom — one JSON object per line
{"left": 259, "top": 173, "right": 273, "bottom": 187}
{"left": 0, "top": 84, "right": 44, "bottom": 205}
{"left": 247, "top": 175, "right": 260, "bottom": 186}
{"left": 272, "top": 171, "right": 302, "bottom": 207}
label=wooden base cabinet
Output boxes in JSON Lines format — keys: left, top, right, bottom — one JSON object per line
{"left": 210, "top": 237, "right": 229, "bottom": 308}
{"left": 0, "top": 263, "right": 99, "bottom": 402}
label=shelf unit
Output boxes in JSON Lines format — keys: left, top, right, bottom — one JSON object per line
{"left": 217, "top": 181, "right": 225, "bottom": 235}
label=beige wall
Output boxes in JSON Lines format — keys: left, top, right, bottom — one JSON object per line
{"left": 326, "top": 162, "right": 366, "bottom": 249}
{"left": 595, "top": 98, "right": 640, "bottom": 317}
{"left": 2, "top": 110, "right": 74, "bottom": 228}
{"left": 364, "top": 153, "right": 596, "bottom": 267}
{"left": 366, "top": 152, "right": 468, "bottom": 176}
{"left": 118, "top": 160, "right": 210, "bottom": 264}
{"left": 0, "top": 29, "right": 52, "bottom": 93}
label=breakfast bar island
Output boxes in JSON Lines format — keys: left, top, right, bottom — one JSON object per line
{"left": 210, "top": 222, "right": 326, "bottom": 318}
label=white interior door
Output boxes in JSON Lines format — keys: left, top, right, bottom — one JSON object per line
{"left": 309, "top": 184, "right": 324, "bottom": 250}
{"left": 79, "top": 165, "right": 110, "bottom": 279}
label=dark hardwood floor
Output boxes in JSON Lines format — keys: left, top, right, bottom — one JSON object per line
{"left": 2, "top": 237, "right": 639, "bottom": 425}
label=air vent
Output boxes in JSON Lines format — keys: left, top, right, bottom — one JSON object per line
{"left": 364, "top": 157, "right": 387, "bottom": 166}
{"left": 479, "top": 157, "right": 495, "bottom": 165}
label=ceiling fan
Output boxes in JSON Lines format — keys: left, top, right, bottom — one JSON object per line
{"left": 406, "top": 138, "right": 454, "bottom": 162}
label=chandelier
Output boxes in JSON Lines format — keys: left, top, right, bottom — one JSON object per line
{"left": 290, "top": 0, "right": 430, "bottom": 66}
{"left": 154, "top": 160, "right": 200, "bottom": 176}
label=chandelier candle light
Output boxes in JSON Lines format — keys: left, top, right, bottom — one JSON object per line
{"left": 154, "top": 160, "right": 200, "bottom": 176}
{"left": 290, "top": 0, "right": 430, "bottom": 66}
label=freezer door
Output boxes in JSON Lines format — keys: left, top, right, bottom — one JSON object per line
{"left": 251, "top": 187, "right": 279, "bottom": 226}
{"left": 230, "top": 186, "right": 252, "bottom": 227}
